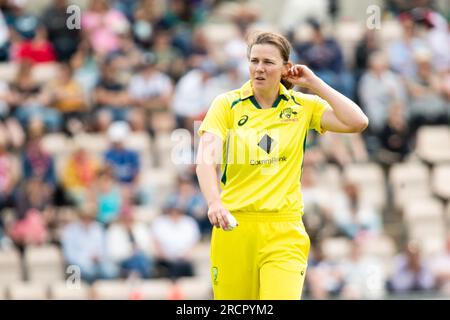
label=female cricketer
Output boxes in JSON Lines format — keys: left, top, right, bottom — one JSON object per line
{"left": 196, "top": 31, "right": 369, "bottom": 300}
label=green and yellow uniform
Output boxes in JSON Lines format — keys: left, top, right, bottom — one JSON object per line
{"left": 198, "top": 80, "right": 328, "bottom": 299}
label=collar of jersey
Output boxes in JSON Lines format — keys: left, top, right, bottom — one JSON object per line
{"left": 239, "top": 80, "right": 290, "bottom": 109}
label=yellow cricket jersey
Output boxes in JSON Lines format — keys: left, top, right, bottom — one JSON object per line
{"left": 198, "top": 80, "right": 329, "bottom": 214}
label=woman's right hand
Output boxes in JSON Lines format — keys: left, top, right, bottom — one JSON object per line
{"left": 207, "top": 200, "right": 232, "bottom": 230}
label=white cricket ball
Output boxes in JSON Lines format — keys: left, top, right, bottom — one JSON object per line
{"left": 224, "top": 214, "right": 238, "bottom": 231}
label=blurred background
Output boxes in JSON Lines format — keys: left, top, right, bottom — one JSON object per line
{"left": 0, "top": 0, "right": 449, "bottom": 300}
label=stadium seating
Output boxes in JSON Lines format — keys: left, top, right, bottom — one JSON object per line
{"left": 0, "top": 63, "right": 18, "bottom": 83}
{"left": 389, "top": 161, "right": 431, "bottom": 210}
{"left": 343, "top": 162, "right": 386, "bottom": 210}
{"left": 321, "top": 237, "right": 352, "bottom": 262}
{"left": 24, "top": 245, "right": 65, "bottom": 283}
{"left": 176, "top": 276, "right": 212, "bottom": 300}
{"left": 41, "top": 133, "right": 73, "bottom": 156}
{"left": 0, "top": 249, "right": 23, "bottom": 286}
{"left": 415, "top": 126, "right": 450, "bottom": 164}
{"left": 317, "top": 164, "right": 342, "bottom": 191}
{"left": 49, "top": 282, "right": 90, "bottom": 300}
{"left": 138, "top": 168, "right": 177, "bottom": 207}
{"left": 31, "top": 62, "right": 59, "bottom": 84}
{"left": 403, "top": 198, "right": 446, "bottom": 256}
{"left": 191, "top": 241, "right": 211, "bottom": 278}
{"left": 132, "top": 205, "right": 161, "bottom": 225}
{"left": 127, "top": 132, "right": 154, "bottom": 168}
{"left": 431, "top": 164, "right": 450, "bottom": 200}
{"left": 71, "top": 133, "right": 109, "bottom": 157}
{"left": 92, "top": 278, "right": 173, "bottom": 300}
{"left": 8, "top": 282, "right": 48, "bottom": 300}
{"left": 361, "top": 234, "right": 396, "bottom": 260}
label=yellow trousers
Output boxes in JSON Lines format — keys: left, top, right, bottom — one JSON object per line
{"left": 210, "top": 212, "right": 310, "bottom": 300}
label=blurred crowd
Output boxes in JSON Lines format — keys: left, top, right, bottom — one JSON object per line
{"left": 0, "top": 0, "right": 449, "bottom": 299}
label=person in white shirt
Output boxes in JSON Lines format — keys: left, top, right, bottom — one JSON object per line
{"left": 151, "top": 199, "right": 200, "bottom": 279}
{"left": 61, "top": 203, "right": 119, "bottom": 283}
{"left": 106, "top": 208, "right": 155, "bottom": 279}
{"left": 128, "top": 52, "right": 173, "bottom": 111}
{"left": 171, "top": 59, "right": 220, "bottom": 130}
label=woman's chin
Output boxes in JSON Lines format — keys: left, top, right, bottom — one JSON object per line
{"left": 253, "top": 80, "right": 269, "bottom": 89}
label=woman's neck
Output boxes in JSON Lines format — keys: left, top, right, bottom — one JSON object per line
{"left": 253, "top": 85, "right": 279, "bottom": 109}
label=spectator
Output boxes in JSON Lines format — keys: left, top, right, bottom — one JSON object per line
{"left": 294, "top": 18, "right": 354, "bottom": 99}
{"left": 409, "top": 8, "right": 450, "bottom": 73}
{"left": 113, "top": 0, "right": 140, "bottom": 22}
{"left": 387, "top": 240, "right": 436, "bottom": 294}
{"left": 3, "top": 0, "right": 39, "bottom": 44}
{"left": 301, "top": 165, "right": 339, "bottom": 244}
{"left": 358, "top": 51, "right": 407, "bottom": 136}
{"left": 165, "top": 175, "right": 209, "bottom": 237}
{"left": 0, "top": 10, "right": 10, "bottom": 61}
{"left": 132, "top": 0, "right": 160, "bottom": 48}
{"left": 22, "top": 134, "right": 57, "bottom": 191}
{"left": 92, "top": 167, "right": 123, "bottom": 227}
{"left": 41, "top": 0, "right": 80, "bottom": 61}
{"left": 104, "top": 121, "right": 140, "bottom": 185}
{"left": 106, "top": 208, "right": 155, "bottom": 279}
{"left": 388, "top": 13, "right": 427, "bottom": 77}
{"left": 306, "top": 243, "right": 345, "bottom": 299}
{"left": 70, "top": 39, "right": 100, "bottom": 101}
{"left": 0, "top": 79, "right": 11, "bottom": 119}
{"left": 10, "top": 60, "right": 61, "bottom": 131}
{"left": 0, "top": 134, "right": 19, "bottom": 208}
{"left": 151, "top": 199, "right": 200, "bottom": 279}
{"left": 61, "top": 142, "right": 100, "bottom": 207}
{"left": 46, "top": 63, "right": 88, "bottom": 135}
{"left": 353, "top": 29, "right": 380, "bottom": 103}
{"left": 431, "top": 234, "right": 450, "bottom": 295}
{"left": 61, "top": 203, "right": 119, "bottom": 284}
{"left": 171, "top": 59, "right": 218, "bottom": 130}
{"left": 128, "top": 52, "right": 173, "bottom": 126}
{"left": 108, "top": 31, "right": 143, "bottom": 75}
{"left": 404, "top": 48, "right": 448, "bottom": 133}
{"left": 93, "top": 57, "right": 132, "bottom": 129}
{"left": 152, "top": 29, "right": 185, "bottom": 79}
{"left": 318, "top": 132, "right": 368, "bottom": 169}
{"left": 331, "top": 182, "right": 382, "bottom": 240}
{"left": 0, "top": 79, "right": 26, "bottom": 149}
{"left": 340, "top": 239, "right": 387, "bottom": 299}
{"left": 12, "top": 25, "right": 56, "bottom": 64}
{"left": 10, "top": 177, "right": 53, "bottom": 250}
{"left": 81, "top": 0, "right": 130, "bottom": 56}
{"left": 376, "top": 102, "right": 412, "bottom": 166}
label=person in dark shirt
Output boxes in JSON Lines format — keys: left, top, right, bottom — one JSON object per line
{"left": 294, "top": 18, "right": 354, "bottom": 99}
{"left": 104, "top": 121, "right": 140, "bottom": 185}
{"left": 376, "top": 103, "right": 411, "bottom": 166}
{"left": 41, "top": 0, "right": 80, "bottom": 61}
{"left": 93, "top": 57, "right": 132, "bottom": 130}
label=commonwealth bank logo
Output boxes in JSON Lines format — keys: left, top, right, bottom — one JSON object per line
{"left": 258, "top": 134, "right": 275, "bottom": 154}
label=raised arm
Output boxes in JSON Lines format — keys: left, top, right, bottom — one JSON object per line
{"left": 285, "top": 64, "right": 369, "bottom": 133}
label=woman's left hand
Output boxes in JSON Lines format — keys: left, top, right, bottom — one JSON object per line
{"left": 284, "top": 64, "right": 320, "bottom": 90}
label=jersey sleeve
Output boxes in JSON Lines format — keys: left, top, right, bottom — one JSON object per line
{"left": 309, "top": 95, "right": 329, "bottom": 135}
{"left": 197, "top": 94, "right": 231, "bottom": 141}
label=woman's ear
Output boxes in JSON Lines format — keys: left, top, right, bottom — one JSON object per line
{"left": 282, "top": 61, "right": 293, "bottom": 78}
